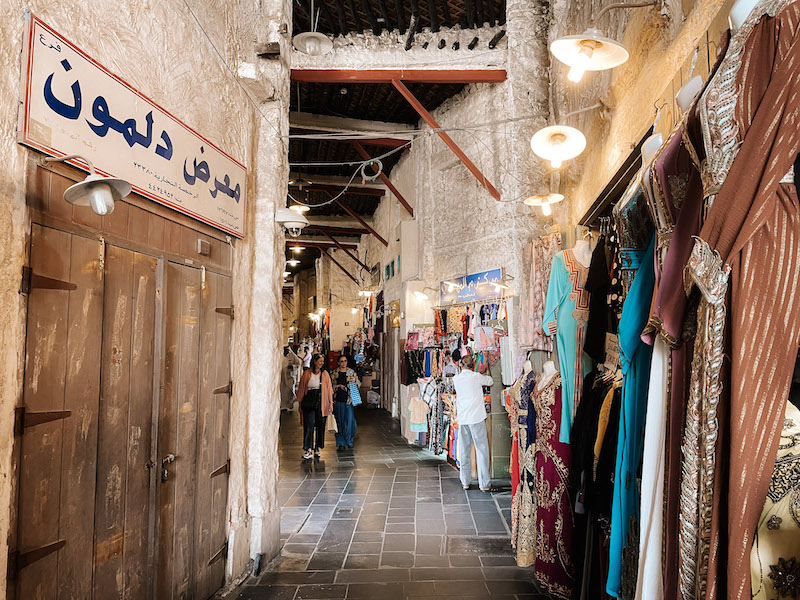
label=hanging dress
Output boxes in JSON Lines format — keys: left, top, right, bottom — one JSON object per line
{"left": 543, "top": 249, "right": 592, "bottom": 443}
{"left": 607, "top": 234, "right": 655, "bottom": 598}
{"left": 530, "top": 373, "right": 575, "bottom": 600}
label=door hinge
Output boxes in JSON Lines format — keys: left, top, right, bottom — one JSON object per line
{"left": 20, "top": 266, "right": 77, "bottom": 294}
{"left": 210, "top": 459, "right": 230, "bottom": 478}
{"left": 9, "top": 540, "right": 66, "bottom": 577}
{"left": 14, "top": 407, "right": 71, "bottom": 436}
{"left": 213, "top": 381, "right": 233, "bottom": 396}
{"left": 215, "top": 306, "right": 234, "bottom": 319}
{"left": 207, "top": 541, "right": 228, "bottom": 566}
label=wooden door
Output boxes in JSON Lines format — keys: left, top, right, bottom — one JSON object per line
{"left": 16, "top": 228, "right": 231, "bottom": 600}
{"left": 156, "top": 263, "right": 231, "bottom": 599}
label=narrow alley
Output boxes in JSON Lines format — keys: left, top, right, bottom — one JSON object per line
{"left": 234, "top": 408, "right": 545, "bottom": 600}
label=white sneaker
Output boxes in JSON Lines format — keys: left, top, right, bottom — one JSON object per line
{"left": 314, "top": 449, "right": 321, "bottom": 457}
{"left": 302, "top": 449, "right": 313, "bottom": 459}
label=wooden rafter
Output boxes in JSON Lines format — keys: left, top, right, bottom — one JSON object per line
{"left": 305, "top": 224, "right": 368, "bottom": 236}
{"left": 286, "top": 240, "right": 358, "bottom": 250}
{"left": 350, "top": 141, "right": 414, "bottom": 217}
{"left": 290, "top": 127, "right": 410, "bottom": 148}
{"left": 319, "top": 230, "right": 370, "bottom": 270}
{"left": 290, "top": 182, "right": 385, "bottom": 196}
{"left": 321, "top": 248, "right": 360, "bottom": 285}
{"left": 391, "top": 79, "right": 500, "bottom": 200}
{"left": 291, "top": 69, "right": 507, "bottom": 84}
{"left": 323, "top": 191, "right": 389, "bottom": 246}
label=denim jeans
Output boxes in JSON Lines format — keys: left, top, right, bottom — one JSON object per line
{"left": 458, "top": 420, "right": 491, "bottom": 489}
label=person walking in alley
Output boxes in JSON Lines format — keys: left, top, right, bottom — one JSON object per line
{"left": 296, "top": 354, "right": 333, "bottom": 459}
{"left": 333, "top": 354, "right": 359, "bottom": 451}
{"left": 280, "top": 346, "right": 303, "bottom": 411}
{"left": 452, "top": 353, "right": 494, "bottom": 491}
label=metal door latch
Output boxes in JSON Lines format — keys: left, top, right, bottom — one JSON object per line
{"left": 161, "top": 454, "right": 177, "bottom": 481}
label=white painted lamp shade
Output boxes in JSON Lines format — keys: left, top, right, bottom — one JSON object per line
{"left": 64, "top": 173, "right": 131, "bottom": 216}
{"left": 293, "top": 32, "right": 333, "bottom": 56}
{"left": 524, "top": 192, "right": 564, "bottom": 216}
{"left": 550, "top": 28, "right": 629, "bottom": 82}
{"left": 530, "top": 125, "right": 587, "bottom": 168}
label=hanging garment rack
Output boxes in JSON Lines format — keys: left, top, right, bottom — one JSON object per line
{"left": 432, "top": 295, "right": 511, "bottom": 310}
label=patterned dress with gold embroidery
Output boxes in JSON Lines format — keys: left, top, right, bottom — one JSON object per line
{"left": 529, "top": 373, "right": 574, "bottom": 600}
{"left": 543, "top": 249, "right": 592, "bottom": 443}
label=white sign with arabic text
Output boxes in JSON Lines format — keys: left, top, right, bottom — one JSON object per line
{"left": 18, "top": 14, "right": 247, "bottom": 238}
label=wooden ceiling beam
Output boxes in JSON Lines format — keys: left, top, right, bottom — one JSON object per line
{"left": 319, "top": 230, "right": 370, "bottom": 270}
{"left": 377, "top": 0, "right": 393, "bottom": 32}
{"left": 345, "top": 0, "right": 362, "bottom": 31}
{"left": 324, "top": 192, "right": 389, "bottom": 246}
{"left": 393, "top": 0, "right": 406, "bottom": 32}
{"left": 290, "top": 182, "right": 385, "bottom": 197}
{"left": 332, "top": 0, "right": 349, "bottom": 35}
{"left": 392, "top": 78, "right": 500, "bottom": 200}
{"left": 439, "top": 0, "right": 452, "bottom": 27}
{"left": 350, "top": 141, "right": 414, "bottom": 216}
{"left": 475, "top": 0, "right": 483, "bottom": 25}
{"left": 286, "top": 240, "right": 358, "bottom": 250}
{"left": 290, "top": 111, "right": 416, "bottom": 135}
{"left": 291, "top": 69, "right": 507, "bottom": 84}
{"left": 426, "top": 0, "right": 440, "bottom": 31}
{"left": 305, "top": 224, "right": 369, "bottom": 235}
{"left": 358, "top": 0, "right": 381, "bottom": 31}
{"left": 317, "top": 1, "right": 341, "bottom": 36}
{"left": 321, "top": 248, "right": 361, "bottom": 285}
{"left": 290, "top": 127, "right": 410, "bottom": 148}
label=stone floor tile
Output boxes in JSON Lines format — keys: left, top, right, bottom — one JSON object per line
{"left": 307, "top": 552, "right": 346, "bottom": 570}
{"left": 294, "top": 583, "right": 348, "bottom": 599}
{"left": 235, "top": 584, "right": 298, "bottom": 599}
{"left": 344, "top": 582, "right": 406, "bottom": 599}
{"left": 343, "top": 554, "right": 380, "bottom": 569}
{"left": 382, "top": 533, "right": 415, "bottom": 552}
{"left": 380, "top": 551, "right": 415, "bottom": 568}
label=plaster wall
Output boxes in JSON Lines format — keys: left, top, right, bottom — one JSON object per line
{"left": 318, "top": 248, "right": 362, "bottom": 351}
{"left": 549, "top": 0, "right": 735, "bottom": 223}
{"left": 292, "top": 268, "right": 317, "bottom": 340}
{"left": 0, "top": 0, "right": 290, "bottom": 590}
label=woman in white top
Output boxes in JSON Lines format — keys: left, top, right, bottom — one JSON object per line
{"left": 296, "top": 355, "right": 333, "bottom": 459}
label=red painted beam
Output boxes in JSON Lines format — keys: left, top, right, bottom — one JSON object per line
{"left": 321, "top": 248, "right": 361, "bottom": 285}
{"left": 319, "top": 230, "right": 370, "bottom": 270}
{"left": 290, "top": 128, "right": 411, "bottom": 149}
{"left": 351, "top": 141, "right": 414, "bottom": 217}
{"left": 324, "top": 192, "right": 389, "bottom": 247}
{"left": 391, "top": 79, "right": 501, "bottom": 201}
{"left": 291, "top": 69, "right": 507, "bottom": 84}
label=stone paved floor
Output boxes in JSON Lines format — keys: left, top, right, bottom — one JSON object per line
{"left": 231, "top": 407, "right": 547, "bottom": 600}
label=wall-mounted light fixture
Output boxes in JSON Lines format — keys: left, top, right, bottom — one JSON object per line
{"left": 530, "top": 126, "right": 587, "bottom": 169}
{"left": 43, "top": 154, "right": 131, "bottom": 216}
{"left": 550, "top": 1, "right": 659, "bottom": 82}
{"left": 287, "top": 259, "right": 300, "bottom": 267}
{"left": 524, "top": 192, "right": 565, "bottom": 216}
{"left": 276, "top": 207, "right": 309, "bottom": 237}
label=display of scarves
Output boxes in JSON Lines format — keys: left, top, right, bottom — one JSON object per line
{"left": 520, "top": 233, "right": 561, "bottom": 351}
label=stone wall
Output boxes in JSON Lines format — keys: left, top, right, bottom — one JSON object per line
{"left": 0, "top": 0, "right": 290, "bottom": 590}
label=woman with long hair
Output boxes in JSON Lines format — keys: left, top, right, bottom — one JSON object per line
{"left": 296, "top": 354, "right": 333, "bottom": 459}
{"left": 332, "top": 354, "right": 359, "bottom": 450}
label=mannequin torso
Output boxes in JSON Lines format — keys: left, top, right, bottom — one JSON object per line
{"left": 572, "top": 239, "right": 593, "bottom": 268}
{"left": 539, "top": 360, "right": 558, "bottom": 389}
{"left": 729, "top": 0, "right": 760, "bottom": 29}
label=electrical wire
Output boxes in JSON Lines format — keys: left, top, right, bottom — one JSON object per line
{"left": 179, "top": 0, "right": 286, "bottom": 152}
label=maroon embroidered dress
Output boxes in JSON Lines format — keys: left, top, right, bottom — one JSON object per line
{"left": 529, "top": 373, "right": 574, "bottom": 599}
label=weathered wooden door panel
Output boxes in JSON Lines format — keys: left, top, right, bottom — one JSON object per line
{"left": 93, "top": 246, "right": 158, "bottom": 598}
{"left": 18, "top": 225, "right": 104, "bottom": 599}
{"left": 157, "top": 263, "right": 202, "bottom": 599}
{"left": 194, "top": 271, "right": 232, "bottom": 599}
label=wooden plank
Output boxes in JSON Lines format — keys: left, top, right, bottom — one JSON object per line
{"left": 319, "top": 230, "right": 370, "bottom": 269}
{"left": 18, "top": 225, "right": 71, "bottom": 599}
{"left": 56, "top": 234, "right": 104, "bottom": 598}
{"left": 172, "top": 264, "right": 202, "bottom": 597}
{"left": 93, "top": 244, "right": 135, "bottom": 597}
{"left": 157, "top": 261, "right": 183, "bottom": 599}
{"left": 426, "top": 0, "right": 440, "bottom": 31}
{"left": 122, "top": 251, "right": 158, "bottom": 597}
{"left": 393, "top": 0, "right": 406, "bottom": 32}
{"left": 350, "top": 142, "right": 415, "bottom": 216}
{"left": 358, "top": 0, "right": 381, "bottom": 31}
{"left": 210, "top": 275, "right": 232, "bottom": 594}
{"left": 391, "top": 79, "right": 501, "bottom": 200}
{"left": 290, "top": 69, "right": 508, "bottom": 83}
{"left": 321, "top": 248, "right": 361, "bottom": 285}
{"left": 289, "top": 182, "right": 385, "bottom": 196}
{"left": 194, "top": 270, "right": 218, "bottom": 599}
{"left": 331, "top": 197, "right": 389, "bottom": 246}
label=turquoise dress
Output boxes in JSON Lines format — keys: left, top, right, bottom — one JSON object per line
{"left": 543, "top": 249, "right": 592, "bottom": 443}
{"left": 606, "top": 234, "right": 655, "bottom": 597}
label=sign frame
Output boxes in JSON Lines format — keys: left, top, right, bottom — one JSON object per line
{"left": 18, "top": 13, "right": 248, "bottom": 238}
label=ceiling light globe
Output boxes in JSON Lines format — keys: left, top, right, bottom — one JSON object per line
{"left": 550, "top": 28, "right": 628, "bottom": 76}
{"left": 541, "top": 202, "right": 553, "bottom": 216}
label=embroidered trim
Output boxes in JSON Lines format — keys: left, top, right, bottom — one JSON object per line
{"left": 698, "top": 0, "right": 794, "bottom": 210}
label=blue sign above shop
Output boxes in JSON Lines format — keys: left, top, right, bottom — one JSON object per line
{"left": 439, "top": 268, "right": 504, "bottom": 304}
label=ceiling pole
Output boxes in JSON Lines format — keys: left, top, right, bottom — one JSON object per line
{"left": 439, "top": 0, "right": 452, "bottom": 26}
{"left": 350, "top": 141, "right": 415, "bottom": 216}
{"left": 426, "top": 0, "right": 440, "bottom": 31}
{"left": 332, "top": 0, "right": 348, "bottom": 34}
{"left": 290, "top": 69, "right": 507, "bottom": 83}
{"left": 320, "top": 229, "right": 371, "bottom": 270}
{"left": 358, "top": 0, "right": 382, "bottom": 31}
{"left": 376, "top": 0, "right": 393, "bottom": 30}
{"left": 321, "top": 248, "right": 361, "bottom": 285}
{"left": 323, "top": 191, "right": 389, "bottom": 246}
{"left": 286, "top": 240, "right": 358, "bottom": 249}
{"left": 391, "top": 79, "right": 501, "bottom": 200}
{"left": 393, "top": 0, "right": 406, "bottom": 32}
{"left": 304, "top": 224, "right": 369, "bottom": 235}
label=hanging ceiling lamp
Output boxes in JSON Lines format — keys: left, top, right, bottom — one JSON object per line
{"left": 550, "top": 1, "right": 659, "bottom": 83}
{"left": 530, "top": 126, "right": 586, "bottom": 169}
{"left": 292, "top": 0, "right": 333, "bottom": 56}
{"left": 524, "top": 192, "right": 565, "bottom": 216}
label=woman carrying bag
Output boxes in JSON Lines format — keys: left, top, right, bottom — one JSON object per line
{"left": 332, "top": 355, "right": 360, "bottom": 451}
{"left": 296, "top": 354, "right": 333, "bottom": 460}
